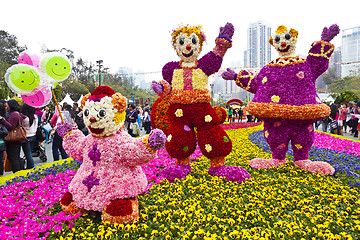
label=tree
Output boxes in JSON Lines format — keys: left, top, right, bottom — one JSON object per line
{"left": 321, "top": 66, "right": 337, "bottom": 86}
{"left": 0, "top": 30, "right": 27, "bottom": 65}
{"left": 334, "top": 90, "right": 360, "bottom": 104}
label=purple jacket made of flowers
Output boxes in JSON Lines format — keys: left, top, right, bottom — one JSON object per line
{"left": 63, "top": 130, "right": 157, "bottom": 212}
{"left": 162, "top": 38, "right": 231, "bottom": 105}
{"left": 236, "top": 40, "right": 334, "bottom": 121}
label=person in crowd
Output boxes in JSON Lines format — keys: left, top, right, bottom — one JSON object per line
{"left": 127, "top": 104, "right": 139, "bottom": 137}
{"left": 320, "top": 115, "right": 330, "bottom": 132}
{"left": 329, "top": 104, "right": 339, "bottom": 135}
{"left": 136, "top": 106, "right": 142, "bottom": 129}
{"left": 339, "top": 103, "right": 348, "bottom": 134}
{"left": 73, "top": 103, "right": 89, "bottom": 136}
{"left": 41, "top": 106, "right": 53, "bottom": 125}
{"left": 142, "top": 104, "right": 152, "bottom": 134}
{"left": 0, "top": 100, "right": 26, "bottom": 173}
{"left": 353, "top": 101, "right": 360, "bottom": 138}
{"left": 232, "top": 108, "right": 237, "bottom": 122}
{"left": 50, "top": 104, "right": 75, "bottom": 161}
{"left": 0, "top": 102, "right": 7, "bottom": 176}
{"left": 21, "top": 104, "right": 38, "bottom": 169}
{"left": 347, "top": 101, "right": 355, "bottom": 134}
{"left": 237, "top": 107, "right": 243, "bottom": 122}
{"left": 227, "top": 106, "right": 233, "bottom": 122}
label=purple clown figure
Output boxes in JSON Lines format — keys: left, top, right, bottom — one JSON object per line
{"left": 222, "top": 24, "right": 340, "bottom": 175}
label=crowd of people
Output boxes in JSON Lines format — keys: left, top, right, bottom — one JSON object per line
{"left": 0, "top": 100, "right": 153, "bottom": 176}
{"left": 226, "top": 105, "right": 261, "bottom": 123}
{"left": 316, "top": 101, "right": 360, "bottom": 139}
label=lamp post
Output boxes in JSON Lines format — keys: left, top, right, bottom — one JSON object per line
{"left": 210, "top": 83, "right": 214, "bottom": 106}
{"left": 96, "top": 60, "right": 103, "bottom": 86}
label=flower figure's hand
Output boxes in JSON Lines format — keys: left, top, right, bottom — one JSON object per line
{"left": 321, "top": 24, "right": 340, "bottom": 42}
{"left": 148, "top": 129, "right": 166, "bottom": 150}
{"left": 222, "top": 68, "right": 237, "bottom": 81}
{"left": 56, "top": 121, "right": 74, "bottom": 138}
{"left": 152, "top": 81, "right": 164, "bottom": 95}
{"left": 218, "top": 22, "right": 234, "bottom": 42}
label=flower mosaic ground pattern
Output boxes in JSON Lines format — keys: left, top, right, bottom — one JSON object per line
{"left": 1, "top": 123, "right": 360, "bottom": 240}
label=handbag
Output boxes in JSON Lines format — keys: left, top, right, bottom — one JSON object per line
{"left": 36, "top": 126, "right": 46, "bottom": 142}
{"left": 4, "top": 113, "right": 27, "bottom": 142}
{"left": 330, "top": 120, "right": 338, "bottom": 129}
{"left": 0, "top": 124, "right": 8, "bottom": 139}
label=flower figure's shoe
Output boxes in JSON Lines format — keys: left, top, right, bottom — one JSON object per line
{"left": 208, "top": 165, "right": 250, "bottom": 183}
{"left": 294, "top": 160, "right": 335, "bottom": 175}
{"left": 249, "top": 158, "right": 287, "bottom": 169}
{"left": 60, "top": 192, "right": 86, "bottom": 215}
{"left": 102, "top": 198, "right": 139, "bottom": 224}
{"left": 159, "top": 164, "right": 191, "bottom": 183}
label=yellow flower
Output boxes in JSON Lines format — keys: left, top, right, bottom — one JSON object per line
{"left": 294, "top": 144, "right": 303, "bottom": 149}
{"left": 175, "top": 108, "right": 183, "bottom": 117}
{"left": 271, "top": 95, "right": 280, "bottom": 103}
{"left": 262, "top": 76, "right": 268, "bottom": 84}
{"left": 264, "top": 130, "right": 269, "bottom": 138}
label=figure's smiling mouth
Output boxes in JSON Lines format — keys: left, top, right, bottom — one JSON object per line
{"left": 278, "top": 45, "right": 290, "bottom": 52}
{"left": 88, "top": 126, "right": 104, "bottom": 134}
{"left": 51, "top": 69, "right": 65, "bottom": 77}
{"left": 182, "top": 50, "right": 193, "bottom": 58}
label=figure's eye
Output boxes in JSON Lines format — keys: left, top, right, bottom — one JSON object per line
{"left": 98, "top": 109, "right": 106, "bottom": 117}
{"left": 275, "top": 35, "right": 280, "bottom": 42}
{"left": 179, "top": 38, "right": 185, "bottom": 45}
{"left": 192, "top": 37, "right": 197, "bottom": 44}
{"left": 285, "top": 33, "right": 291, "bottom": 40}
{"left": 84, "top": 109, "right": 89, "bottom": 117}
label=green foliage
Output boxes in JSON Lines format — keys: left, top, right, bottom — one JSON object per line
{"left": 0, "top": 30, "right": 27, "bottom": 64}
{"left": 335, "top": 90, "right": 360, "bottom": 104}
{"left": 329, "top": 75, "right": 360, "bottom": 93}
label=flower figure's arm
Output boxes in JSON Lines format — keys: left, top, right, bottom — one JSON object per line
{"left": 152, "top": 80, "right": 171, "bottom": 97}
{"left": 63, "top": 129, "right": 86, "bottom": 162}
{"left": 307, "top": 24, "right": 339, "bottom": 80}
{"left": 123, "top": 129, "right": 165, "bottom": 167}
{"left": 198, "top": 23, "right": 234, "bottom": 76}
{"left": 222, "top": 68, "right": 260, "bottom": 94}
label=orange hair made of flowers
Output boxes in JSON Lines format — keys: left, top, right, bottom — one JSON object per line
{"left": 269, "top": 25, "right": 299, "bottom": 46}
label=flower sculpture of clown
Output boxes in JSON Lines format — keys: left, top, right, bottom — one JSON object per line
{"left": 152, "top": 23, "right": 250, "bottom": 183}
{"left": 59, "top": 86, "right": 166, "bottom": 224}
{"left": 222, "top": 24, "right": 340, "bottom": 175}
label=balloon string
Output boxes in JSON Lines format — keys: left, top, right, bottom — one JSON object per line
{"left": 51, "top": 88, "right": 64, "bottom": 124}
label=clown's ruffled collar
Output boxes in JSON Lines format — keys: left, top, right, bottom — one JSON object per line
{"left": 267, "top": 56, "right": 306, "bottom": 67}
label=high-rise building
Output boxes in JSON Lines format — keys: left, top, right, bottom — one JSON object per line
{"left": 244, "top": 21, "right": 272, "bottom": 68}
{"left": 331, "top": 47, "right": 342, "bottom": 79}
{"left": 341, "top": 27, "right": 360, "bottom": 77}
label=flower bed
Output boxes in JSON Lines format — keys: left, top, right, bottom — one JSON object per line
{"left": 1, "top": 123, "right": 360, "bottom": 239}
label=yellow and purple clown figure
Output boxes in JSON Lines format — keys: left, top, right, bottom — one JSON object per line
{"left": 152, "top": 23, "right": 250, "bottom": 183}
{"left": 222, "top": 24, "right": 340, "bottom": 175}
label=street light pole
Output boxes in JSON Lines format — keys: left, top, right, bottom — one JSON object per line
{"left": 210, "top": 83, "right": 214, "bottom": 106}
{"left": 96, "top": 60, "right": 103, "bottom": 86}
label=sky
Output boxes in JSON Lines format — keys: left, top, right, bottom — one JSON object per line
{"left": 1, "top": 0, "right": 359, "bottom": 83}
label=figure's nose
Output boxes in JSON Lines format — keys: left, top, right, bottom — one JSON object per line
{"left": 281, "top": 42, "right": 287, "bottom": 47}
{"left": 90, "top": 117, "right": 96, "bottom": 123}
{"left": 186, "top": 45, "right": 191, "bottom": 51}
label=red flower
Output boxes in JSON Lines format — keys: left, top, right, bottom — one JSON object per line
{"left": 60, "top": 192, "right": 73, "bottom": 206}
{"left": 106, "top": 199, "right": 133, "bottom": 216}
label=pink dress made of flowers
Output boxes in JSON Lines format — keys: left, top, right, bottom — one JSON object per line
{"left": 63, "top": 130, "right": 156, "bottom": 212}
